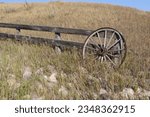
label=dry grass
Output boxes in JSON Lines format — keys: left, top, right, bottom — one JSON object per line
{"left": 0, "top": 2, "right": 150, "bottom": 100}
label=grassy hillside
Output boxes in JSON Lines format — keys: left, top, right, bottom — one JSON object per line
{"left": 0, "top": 2, "right": 150, "bottom": 99}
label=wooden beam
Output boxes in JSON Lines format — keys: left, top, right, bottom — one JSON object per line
{"left": 0, "top": 32, "right": 84, "bottom": 48}
{"left": 0, "top": 23, "right": 93, "bottom": 36}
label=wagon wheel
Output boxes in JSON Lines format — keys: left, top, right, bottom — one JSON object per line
{"left": 83, "top": 28, "right": 127, "bottom": 68}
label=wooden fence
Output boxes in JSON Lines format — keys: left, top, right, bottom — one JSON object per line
{"left": 0, "top": 23, "right": 93, "bottom": 48}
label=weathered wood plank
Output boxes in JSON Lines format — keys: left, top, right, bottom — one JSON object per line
{"left": 0, "top": 23, "right": 93, "bottom": 36}
{"left": 0, "top": 32, "right": 84, "bottom": 48}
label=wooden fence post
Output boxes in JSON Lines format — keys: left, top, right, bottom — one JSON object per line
{"left": 54, "top": 32, "right": 62, "bottom": 54}
{"left": 15, "top": 28, "right": 21, "bottom": 40}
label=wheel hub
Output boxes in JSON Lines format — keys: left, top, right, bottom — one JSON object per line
{"left": 97, "top": 46, "right": 108, "bottom": 57}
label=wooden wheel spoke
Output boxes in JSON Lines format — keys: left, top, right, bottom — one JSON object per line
{"left": 85, "top": 45, "right": 98, "bottom": 51}
{"left": 97, "top": 32, "right": 102, "bottom": 46}
{"left": 108, "top": 38, "right": 121, "bottom": 50}
{"left": 107, "top": 53, "right": 120, "bottom": 58}
{"left": 98, "top": 56, "right": 102, "bottom": 60}
{"left": 113, "top": 48, "right": 125, "bottom": 52}
{"left": 101, "top": 57, "right": 104, "bottom": 63}
{"left": 89, "top": 37, "right": 100, "bottom": 49}
{"left": 104, "top": 30, "right": 107, "bottom": 47}
{"left": 108, "top": 48, "right": 125, "bottom": 53}
{"left": 106, "top": 32, "right": 115, "bottom": 48}
{"left": 106, "top": 55, "right": 116, "bottom": 66}
{"left": 86, "top": 50, "right": 98, "bottom": 57}
{"left": 95, "top": 56, "right": 99, "bottom": 60}
{"left": 103, "top": 56, "right": 107, "bottom": 62}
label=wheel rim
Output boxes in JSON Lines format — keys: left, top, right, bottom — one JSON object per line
{"left": 82, "top": 28, "right": 127, "bottom": 67}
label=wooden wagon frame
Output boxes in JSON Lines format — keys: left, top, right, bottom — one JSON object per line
{"left": 0, "top": 23, "right": 127, "bottom": 67}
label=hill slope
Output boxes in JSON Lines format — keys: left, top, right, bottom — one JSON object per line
{"left": 0, "top": 2, "right": 150, "bottom": 99}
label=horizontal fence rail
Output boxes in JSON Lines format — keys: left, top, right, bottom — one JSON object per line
{"left": 0, "top": 32, "right": 84, "bottom": 48}
{"left": 0, "top": 23, "right": 93, "bottom": 36}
